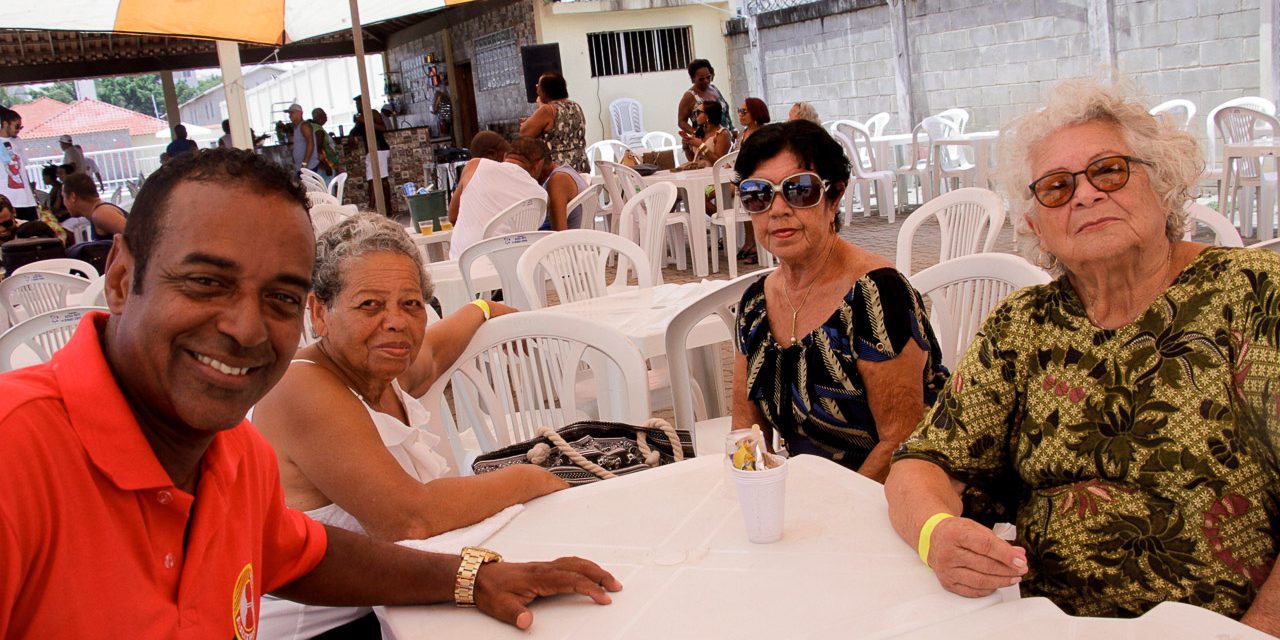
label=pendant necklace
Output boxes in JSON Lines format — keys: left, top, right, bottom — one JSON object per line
{"left": 780, "top": 238, "right": 839, "bottom": 346}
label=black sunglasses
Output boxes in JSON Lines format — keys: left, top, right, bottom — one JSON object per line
{"left": 738, "top": 108, "right": 749, "bottom": 115}
{"left": 0, "top": 218, "right": 15, "bottom": 228}
{"left": 737, "top": 173, "right": 830, "bottom": 214}
{"left": 1028, "top": 155, "right": 1149, "bottom": 208}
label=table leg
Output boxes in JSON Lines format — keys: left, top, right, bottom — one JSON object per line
{"left": 687, "top": 182, "right": 710, "bottom": 277}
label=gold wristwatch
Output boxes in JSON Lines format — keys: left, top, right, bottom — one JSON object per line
{"left": 454, "top": 546, "right": 503, "bottom": 606}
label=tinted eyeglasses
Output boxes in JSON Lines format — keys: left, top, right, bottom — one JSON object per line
{"left": 1027, "top": 155, "right": 1149, "bottom": 208}
{"left": 737, "top": 172, "right": 830, "bottom": 214}
{"left": 738, "top": 108, "right": 749, "bottom": 115}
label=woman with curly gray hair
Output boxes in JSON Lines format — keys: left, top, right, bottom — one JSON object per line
{"left": 885, "top": 78, "right": 1280, "bottom": 632}
{"left": 253, "top": 213, "right": 567, "bottom": 638}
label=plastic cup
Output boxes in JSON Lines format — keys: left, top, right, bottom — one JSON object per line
{"left": 420, "top": 224, "right": 434, "bottom": 235}
{"left": 439, "top": 220, "right": 453, "bottom": 232}
{"left": 728, "top": 458, "right": 788, "bottom": 544}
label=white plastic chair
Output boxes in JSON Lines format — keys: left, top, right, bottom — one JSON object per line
{"left": 641, "top": 131, "right": 678, "bottom": 151}
{"left": 922, "top": 114, "right": 975, "bottom": 193}
{"left": 708, "top": 151, "right": 752, "bottom": 279}
{"left": 910, "top": 254, "right": 1051, "bottom": 370}
{"left": 419, "top": 314, "right": 652, "bottom": 471}
{"left": 896, "top": 121, "right": 936, "bottom": 204}
{"left": 459, "top": 231, "right": 554, "bottom": 311}
{"left": 1215, "top": 106, "right": 1280, "bottom": 237}
{"left": 619, "top": 182, "right": 682, "bottom": 284}
{"left": 328, "top": 172, "right": 348, "bottom": 203}
{"left": 863, "top": 112, "right": 891, "bottom": 137}
{"left": 1150, "top": 99, "right": 1197, "bottom": 132}
{"left": 936, "top": 108, "right": 970, "bottom": 133}
{"left": 109, "top": 185, "right": 124, "bottom": 205}
{"left": 299, "top": 167, "right": 326, "bottom": 184}
{"left": 895, "top": 187, "right": 1006, "bottom": 275}
{"left": 1206, "top": 97, "right": 1276, "bottom": 177}
{"left": 586, "top": 140, "right": 631, "bottom": 176}
{"left": 609, "top": 98, "right": 646, "bottom": 148}
{"left": 664, "top": 270, "right": 771, "bottom": 456}
{"left": 0, "top": 272, "right": 93, "bottom": 326}
{"left": 565, "top": 183, "right": 605, "bottom": 230}
{"left": 0, "top": 306, "right": 106, "bottom": 372}
{"left": 515, "top": 229, "right": 652, "bottom": 310}
{"left": 834, "top": 129, "right": 897, "bottom": 224}
{"left": 481, "top": 196, "right": 547, "bottom": 239}
{"left": 606, "top": 163, "right": 690, "bottom": 272}
{"left": 309, "top": 203, "right": 355, "bottom": 236}
{"left": 306, "top": 190, "right": 339, "bottom": 208}
{"left": 594, "top": 160, "right": 627, "bottom": 234}
{"left": 1183, "top": 202, "right": 1244, "bottom": 247}
{"left": 12, "top": 259, "right": 97, "bottom": 280}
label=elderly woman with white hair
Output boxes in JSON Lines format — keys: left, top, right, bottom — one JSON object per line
{"left": 884, "top": 78, "right": 1280, "bottom": 631}
{"left": 253, "top": 213, "right": 568, "bottom": 638}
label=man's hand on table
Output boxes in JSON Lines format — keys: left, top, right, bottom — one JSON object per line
{"left": 927, "top": 517, "right": 1027, "bottom": 598}
{"left": 475, "top": 557, "right": 623, "bottom": 629}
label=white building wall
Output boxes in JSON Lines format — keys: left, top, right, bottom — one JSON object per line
{"left": 536, "top": 0, "right": 733, "bottom": 144}
{"left": 235, "top": 56, "right": 387, "bottom": 139}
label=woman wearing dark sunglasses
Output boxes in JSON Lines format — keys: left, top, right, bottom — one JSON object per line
{"left": 887, "top": 78, "right": 1280, "bottom": 632}
{"left": 730, "top": 120, "right": 948, "bottom": 483}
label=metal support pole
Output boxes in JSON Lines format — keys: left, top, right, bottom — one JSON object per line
{"left": 350, "top": 0, "right": 387, "bottom": 216}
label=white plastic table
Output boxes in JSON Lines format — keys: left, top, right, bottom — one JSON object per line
{"left": 425, "top": 257, "right": 499, "bottom": 316}
{"left": 530, "top": 281, "right": 734, "bottom": 417}
{"left": 930, "top": 130, "right": 999, "bottom": 190}
{"left": 382, "top": 455, "right": 1004, "bottom": 639}
{"left": 406, "top": 227, "right": 452, "bottom": 263}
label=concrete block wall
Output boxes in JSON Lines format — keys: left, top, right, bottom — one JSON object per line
{"left": 728, "top": 0, "right": 1263, "bottom": 138}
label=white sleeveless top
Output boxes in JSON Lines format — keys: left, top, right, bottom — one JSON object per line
{"left": 449, "top": 158, "right": 546, "bottom": 260}
{"left": 257, "top": 360, "right": 451, "bottom": 639}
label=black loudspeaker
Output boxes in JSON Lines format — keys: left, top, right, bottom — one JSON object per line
{"left": 521, "top": 44, "right": 562, "bottom": 103}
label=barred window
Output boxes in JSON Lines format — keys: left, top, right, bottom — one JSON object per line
{"left": 475, "top": 28, "right": 520, "bottom": 92}
{"left": 587, "top": 27, "right": 692, "bottom": 78}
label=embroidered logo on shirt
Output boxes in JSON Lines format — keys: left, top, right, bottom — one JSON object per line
{"left": 232, "top": 563, "right": 257, "bottom": 640}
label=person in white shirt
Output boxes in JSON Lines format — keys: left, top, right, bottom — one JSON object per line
{"left": 60, "top": 135, "right": 86, "bottom": 175}
{"left": 0, "top": 106, "right": 38, "bottom": 221}
{"left": 447, "top": 137, "right": 550, "bottom": 260}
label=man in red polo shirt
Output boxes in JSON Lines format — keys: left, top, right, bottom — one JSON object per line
{"left": 0, "top": 148, "right": 620, "bottom": 638}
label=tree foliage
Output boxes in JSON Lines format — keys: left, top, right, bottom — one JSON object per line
{"left": 28, "top": 82, "right": 76, "bottom": 104}
{"left": 96, "top": 74, "right": 223, "bottom": 116}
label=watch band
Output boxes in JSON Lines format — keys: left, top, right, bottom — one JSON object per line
{"left": 454, "top": 546, "right": 503, "bottom": 606}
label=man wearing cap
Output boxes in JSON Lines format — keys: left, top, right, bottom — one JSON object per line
{"left": 165, "top": 124, "right": 198, "bottom": 159}
{"left": 59, "top": 135, "right": 86, "bottom": 175}
{"left": 287, "top": 104, "right": 318, "bottom": 175}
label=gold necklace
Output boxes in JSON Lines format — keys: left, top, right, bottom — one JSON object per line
{"left": 780, "top": 238, "right": 838, "bottom": 345}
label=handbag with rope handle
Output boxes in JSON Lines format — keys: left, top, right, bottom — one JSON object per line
{"left": 471, "top": 419, "right": 695, "bottom": 486}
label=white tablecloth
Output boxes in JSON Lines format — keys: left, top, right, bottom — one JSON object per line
{"left": 425, "top": 256, "right": 498, "bottom": 316}
{"left": 383, "top": 455, "right": 1265, "bottom": 639}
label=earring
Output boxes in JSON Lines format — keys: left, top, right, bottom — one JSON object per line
{"left": 1035, "top": 248, "right": 1059, "bottom": 271}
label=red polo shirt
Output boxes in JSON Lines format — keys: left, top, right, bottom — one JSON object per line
{"left": 0, "top": 312, "right": 328, "bottom": 638}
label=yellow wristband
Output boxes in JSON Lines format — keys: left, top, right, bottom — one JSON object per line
{"left": 470, "top": 299, "right": 491, "bottom": 320}
{"left": 917, "top": 512, "right": 955, "bottom": 567}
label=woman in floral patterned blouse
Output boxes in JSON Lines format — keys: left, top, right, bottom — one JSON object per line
{"left": 885, "top": 78, "right": 1280, "bottom": 633}
{"left": 520, "top": 72, "right": 587, "bottom": 173}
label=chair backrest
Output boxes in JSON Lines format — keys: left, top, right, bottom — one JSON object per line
{"left": 0, "top": 306, "right": 105, "bottom": 372}
{"left": 895, "top": 187, "right": 1006, "bottom": 274}
{"left": 481, "top": 196, "right": 548, "bottom": 239}
{"left": 328, "top": 172, "right": 348, "bottom": 203}
{"left": 664, "top": 270, "right": 771, "bottom": 443}
{"left": 564, "top": 183, "right": 605, "bottom": 230}
{"left": 1150, "top": 99, "right": 1197, "bottom": 132}
{"left": 617, "top": 182, "right": 678, "bottom": 285}
{"left": 586, "top": 140, "right": 631, "bottom": 175}
{"left": 864, "top": 112, "right": 891, "bottom": 137}
{"left": 936, "top": 108, "right": 970, "bottom": 133}
{"left": 601, "top": 161, "right": 648, "bottom": 240}
{"left": 459, "top": 231, "right": 555, "bottom": 310}
{"left": 301, "top": 177, "right": 328, "bottom": 194}
{"left": 921, "top": 115, "right": 965, "bottom": 170}
{"left": 419, "top": 314, "right": 651, "bottom": 469}
{"left": 1214, "top": 106, "right": 1280, "bottom": 181}
{"left": 306, "top": 190, "right": 339, "bottom": 208}
{"left": 299, "top": 167, "right": 326, "bottom": 184}
{"left": 109, "top": 185, "right": 124, "bottom": 205}
{"left": 1207, "top": 97, "right": 1277, "bottom": 168}
{"left": 11, "top": 258, "right": 97, "bottom": 280}
{"left": 0, "top": 271, "right": 93, "bottom": 325}
{"left": 1183, "top": 201, "right": 1244, "bottom": 247}
{"left": 833, "top": 128, "right": 877, "bottom": 179}
{"left": 309, "top": 203, "right": 354, "bottom": 236}
{"left": 641, "top": 131, "right": 678, "bottom": 151}
{"left": 711, "top": 150, "right": 741, "bottom": 214}
{"left": 609, "top": 98, "right": 645, "bottom": 139}
{"left": 515, "top": 229, "right": 653, "bottom": 309}
{"left": 1250, "top": 237, "right": 1280, "bottom": 252}
{"left": 910, "top": 254, "right": 1051, "bottom": 370}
